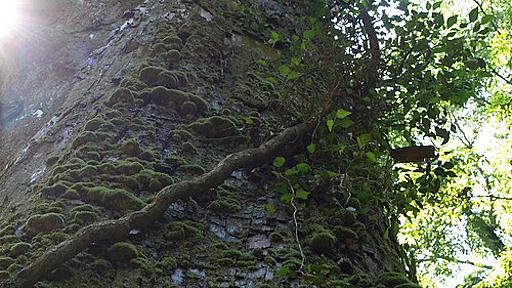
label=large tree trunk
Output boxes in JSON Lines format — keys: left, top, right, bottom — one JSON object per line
{"left": 0, "top": 0, "right": 412, "bottom": 287}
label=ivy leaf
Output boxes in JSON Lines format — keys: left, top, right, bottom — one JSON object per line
{"left": 336, "top": 109, "right": 352, "bottom": 119}
{"left": 447, "top": 15, "right": 457, "bottom": 28}
{"left": 469, "top": 7, "right": 478, "bottom": 23}
{"left": 273, "top": 156, "right": 286, "bottom": 168}
{"left": 296, "top": 189, "right": 310, "bottom": 200}
{"left": 326, "top": 119, "right": 335, "bottom": 132}
{"left": 287, "top": 71, "right": 302, "bottom": 80}
{"left": 291, "top": 57, "right": 301, "bottom": 66}
{"left": 307, "top": 143, "right": 317, "bottom": 154}
{"left": 357, "top": 133, "right": 372, "bottom": 148}
{"left": 339, "top": 118, "right": 354, "bottom": 128}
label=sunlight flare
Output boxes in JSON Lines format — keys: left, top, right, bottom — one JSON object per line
{"left": 0, "top": 1, "right": 20, "bottom": 39}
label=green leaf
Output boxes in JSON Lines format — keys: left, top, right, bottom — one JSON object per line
{"left": 357, "top": 133, "right": 372, "bottom": 149}
{"left": 245, "top": 117, "right": 254, "bottom": 125}
{"left": 335, "top": 109, "right": 352, "bottom": 119}
{"left": 303, "top": 29, "right": 316, "bottom": 39}
{"left": 307, "top": 143, "right": 317, "bottom": 154}
{"left": 339, "top": 118, "right": 354, "bottom": 128}
{"left": 326, "top": 119, "right": 335, "bottom": 132}
{"left": 285, "top": 168, "right": 298, "bottom": 177}
{"left": 296, "top": 189, "right": 310, "bottom": 200}
{"left": 447, "top": 15, "right": 457, "bottom": 28}
{"left": 469, "top": 7, "right": 478, "bottom": 23}
{"left": 366, "top": 151, "right": 377, "bottom": 162}
{"left": 287, "top": 71, "right": 302, "bottom": 80}
{"left": 273, "top": 156, "right": 286, "bottom": 168}
{"left": 265, "top": 203, "right": 277, "bottom": 214}
{"left": 278, "top": 65, "right": 290, "bottom": 77}
{"left": 481, "top": 15, "right": 494, "bottom": 25}
{"left": 296, "top": 163, "right": 311, "bottom": 174}
{"left": 291, "top": 57, "right": 301, "bottom": 66}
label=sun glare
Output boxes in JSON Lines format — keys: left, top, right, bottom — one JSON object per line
{"left": 0, "top": 1, "right": 20, "bottom": 39}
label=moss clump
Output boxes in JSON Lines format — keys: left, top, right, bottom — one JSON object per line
{"left": 9, "top": 242, "right": 32, "bottom": 256}
{"left": 73, "top": 211, "right": 98, "bottom": 225}
{"left": 0, "top": 271, "right": 9, "bottom": 280}
{"left": 166, "top": 221, "right": 205, "bottom": 242}
{"left": 269, "top": 231, "right": 286, "bottom": 243}
{"left": 61, "top": 189, "right": 80, "bottom": 200}
{"left": 81, "top": 186, "right": 144, "bottom": 212}
{"left": 41, "top": 182, "right": 69, "bottom": 197}
{"left": 105, "top": 87, "right": 136, "bottom": 107}
{"left": 186, "top": 116, "right": 238, "bottom": 138}
{"left": 25, "top": 213, "right": 65, "bottom": 236}
{"left": 84, "top": 116, "right": 109, "bottom": 131}
{"left": 333, "top": 226, "right": 358, "bottom": 240}
{"left": 140, "top": 86, "right": 208, "bottom": 115}
{"left": 379, "top": 272, "right": 414, "bottom": 287}
{"left": 130, "top": 257, "right": 154, "bottom": 274}
{"left": 108, "top": 242, "right": 139, "bottom": 263}
{"left": 46, "top": 155, "right": 60, "bottom": 167}
{"left": 208, "top": 198, "right": 241, "bottom": 214}
{"left": 91, "top": 259, "right": 113, "bottom": 274}
{"left": 308, "top": 227, "right": 336, "bottom": 255}
{"left": 160, "top": 256, "right": 177, "bottom": 271}
{"left": 139, "top": 66, "right": 186, "bottom": 88}
{"left": 176, "top": 164, "right": 206, "bottom": 175}
{"left": 0, "top": 257, "right": 14, "bottom": 270}
{"left": 165, "top": 50, "right": 181, "bottom": 67}
{"left": 120, "top": 140, "right": 142, "bottom": 157}
{"left": 135, "top": 169, "right": 174, "bottom": 192}
{"left": 162, "top": 35, "right": 183, "bottom": 48}
{"left": 120, "top": 77, "right": 148, "bottom": 91}
{"left": 180, "top": 101, "right": 197, "bottom": 116}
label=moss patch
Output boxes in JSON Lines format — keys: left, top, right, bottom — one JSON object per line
{"left": 108, "top": 242, "right": 139, "bottom": 263}
{"left": 25, "top": 213, "right": 65, "bottom": 236}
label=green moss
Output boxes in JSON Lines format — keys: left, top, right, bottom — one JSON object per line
{"left": 105, "top": 87, "right": 136, "bottom": 107}
{"left": 160, "top": 256, "right": 177, "bottom": 271}
{"left": 121, "top": 140, "right": 142, "bottom": 157}
{"left": 25, "top": 213, "right": 65, "bottom": 236}
{"left": 182, "top": 141, "right": 198, "bottom": 155}
{"left": 120, "top": 77, "right": 148, "bottom": 91}
{"left": 165, "top": 50, "right": 181, "bottom": 67}
{"left": 73, "top": 211, "right": 98, "bottom": 225}
{"left": 41, "top": 182, "right": 69, "bottom": 197}
{"left": 208, "top": 198, "right": 241, "bottom": 214}
{"left": 180, "top": 101, "right": 197, "bottom": 116}
{"left": 9, "top": 242, "right": 32, "bottom": 257}
{"left": 186, "top": 116, "right": 238, "bottom": 138}
{"left": 108, "top": 242, "right": 139, "bottom": 263}
{"left": 333, "top": 226, "right": 358, "bottom": 240}
{"left": 336, "top": 208, "right": 356, "bottom": 226}
{"left": 60, "top": 189, "right": 80, "bottom": 200}
{"left": 0, "top": 257, "right": 14, "bottom": 269}
{"left": 176, "top": 164, "right": 206, "bottom": 175}
{"left": 130, "top": 256, "right": 153, "bottom": 270}
{"left": 0, "top": 235, "right": 17, "bottom": 245}
{"left": 379, "top": 272, "right": 413, "bottom": 287}
{"left": 46, "top": 155, "right": 60, "bottom": 167}
{"left": 90, "top": 259, "right": 113, "bottom": 274}
{"left": 308, "top": 227, "right": 336, "bottom": 255}
{"left": 162, "top": 35, "right": 183, "bottom": 48}
{"left": 140, "top": 86, "right": 208, "bottom": 115}
{"left": 81, "top": 186, "right": 144, "bottom": 212}
{"left": 166, "top": 221, "right": 205, "bottom": 242}
{"left": 139, "top": 66, "right": 186, "bottom": 89}
{"left": 269, "top": 231, "right": 286, "bottom": 243}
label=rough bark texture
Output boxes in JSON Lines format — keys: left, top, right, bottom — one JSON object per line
{"left": 0, "top": 0, "right": 410, "bottom": 287}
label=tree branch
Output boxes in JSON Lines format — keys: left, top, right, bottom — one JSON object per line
{"left": 1, "top": 121, "right": 315, "bottom": 288}
{"left": 359, "top": 6, "right": 381, "bottom": 90}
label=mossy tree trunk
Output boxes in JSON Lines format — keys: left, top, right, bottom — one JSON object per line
{"left": 0, "top": 0, "right": 415, "bottom": 287}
